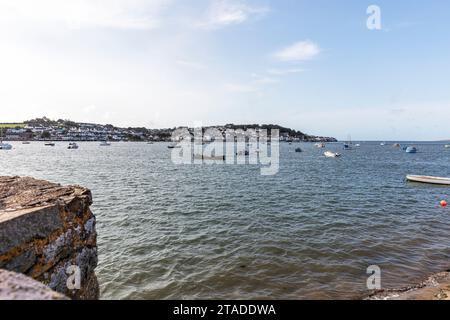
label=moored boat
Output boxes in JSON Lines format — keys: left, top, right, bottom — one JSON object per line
{"left": 405, "top": 146, "right": 417, "bottom": 153}
{"left": 295, "top": 147, "right": 302, "bottom": 153}
{"left": 406, "top": 175, "right": 450, "bottom": 186}
{"left": 324, "top": 151, "right": 341, "bottom": 158}
{"left": 343, "top": 135, "right": 354, "bottom": 150}
{"left": 44, "top": 142, "right": 55, "bottom": 147}
{"left": 343, "top": 143, "right": 353, "bottom": 150}
{"left": 445, "top": 144, "right": 450, "bottom": 148}
{"left": 0, "top": 129, "right": 13, "bottom": 150}
{"left": 99, "top": 141, "right": 111, "bottom": 146}
{"left": 0, "top": 142, "right": 12, "bottom": 150}
{"left": 68, "top": 142, "right": 79, "bottom": 149}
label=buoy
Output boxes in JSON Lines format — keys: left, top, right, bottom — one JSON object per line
{"left": 440, "top": 200, "right": 447, "bottom": 207}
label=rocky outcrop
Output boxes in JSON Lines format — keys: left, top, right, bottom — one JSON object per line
{"left": 0, "top": 269, "right": 68, "bottom": 300}
{"left": 0, "top": 176, "right": 98, "bottom": 300}
{"left": 366, "top": 271, "right": 450, "bottom": 300}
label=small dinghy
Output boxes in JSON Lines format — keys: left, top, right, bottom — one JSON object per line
{"left": 0, "top": 142, "right": 12, "bottom": 150}
{"left": 295, "top": 147, "right": 302, "bottom": 153}
{"left": 99, "top": 141, "right": 111, "bottom": 146}
{"left": 406, "top": 175, "right": 450, "bottom": 186}
{"left": 68, "top": 142, "right": 79, "bottom": 149}
{"left": 405, "top": 146, "right": 417, "bottom": 153}
{"left": 0, "top": 129, "right": 12, "bottom": 150}
{"left": 324, "top": 151, "right": 341, "bottom": 158}
{"left": 44, "top": 142, "right": 55, "bottom": 147}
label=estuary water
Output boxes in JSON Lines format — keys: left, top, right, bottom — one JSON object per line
{"left": 0, "top": 141, "right": 449, "bottom": 299}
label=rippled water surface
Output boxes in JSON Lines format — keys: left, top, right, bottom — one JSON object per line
{"left": 1, "top": 141, "right": 449, "bottom": 299}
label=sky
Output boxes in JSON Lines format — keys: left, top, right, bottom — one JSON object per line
{"left": 0, "top": 0, "right": 449, "bottom": 140}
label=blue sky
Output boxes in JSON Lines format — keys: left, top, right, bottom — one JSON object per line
{"left": 0, "top": 0, "right": 449, "bottom": 140}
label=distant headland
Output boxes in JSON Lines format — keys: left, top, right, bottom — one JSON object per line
{"left": 0, "top": 117, "right": 337, "bottom": 143}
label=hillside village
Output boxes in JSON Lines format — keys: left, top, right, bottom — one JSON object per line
{"left": 0, "top": 117, "right": 337, "bottom": 143}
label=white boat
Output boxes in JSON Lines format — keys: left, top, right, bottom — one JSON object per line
{"left": 445, "top": 145, "right": 450, "bottom": 148}
{"left": 324, "top": 151, "right": 341, "bottom": 158}
{"left": 315, "top": 143, "right": 325, "bottom": 148}
{"left": 99, "top": 141, "right": 111, "bottom": 146}
{"left": 355, "top": 143, "right": 361, "bottom": 147}
{"left": 0, "top": 129, "right": 12, "bottom": 150}
{"left": 405, "top": 146, "right": 417, "bottom": 154}
{"left": 380, "top": 142, "right": 386, "bottom": 146}
{"left": 0, "top": 142, "right": 12, "bottom": 150}
{"left": 22, "top": 141, "right": 31, "bottom": 145}
{"left": 406, "top": 175, "right": 450, "bottom": 186}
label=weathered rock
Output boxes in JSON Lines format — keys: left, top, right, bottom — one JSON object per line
{"left": 0, "top": 269, "right": 68, "bottom": 300}
{"left": 0, "top": 176, "right": 98, "bottom": 300}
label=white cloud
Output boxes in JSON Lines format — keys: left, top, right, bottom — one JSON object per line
{"left": 0, "top": 0, "right": 171, "bottom": 30}
{"left": 198, "top": 0, "right": 269, "bottom": 30}
{"left": 224, "top": 73, "right": 278, "bottom": 94}
{"left": 267, "top": 68, "right": 304, "bottom": 75}
{"left": 274, "top": 40, "right": 320, "bottom": 62}
{"left": 251, "top": 73, "right": 279, "bottom": 84}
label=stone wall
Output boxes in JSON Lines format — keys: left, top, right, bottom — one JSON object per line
{"left": 0, "top": 176, "right": 99, "bottom": 300}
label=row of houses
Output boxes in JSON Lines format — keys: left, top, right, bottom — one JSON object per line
{"left": 170, "top": 126, "right": 336, "bottom": 142}
{"left": 1, "top": 124, "right": 172, "bottom": 142}
{"left": 1, "top": 121, "right": 336, "bottom": 142}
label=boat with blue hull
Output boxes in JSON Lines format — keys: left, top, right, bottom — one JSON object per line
{"left": 405, "top": 146, "right": 417, "bottom": 153}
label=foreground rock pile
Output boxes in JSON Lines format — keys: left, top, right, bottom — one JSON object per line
{"left": 0, "top": 176, "right": 98, "bottom": 300}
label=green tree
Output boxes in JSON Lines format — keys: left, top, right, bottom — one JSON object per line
{"left": 41, "top": 131, "right": 51, "bottom": 139}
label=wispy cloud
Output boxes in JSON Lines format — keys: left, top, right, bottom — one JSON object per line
{"left": 267, "top": 68, "right": 304, "bottom": 75}
{"left": 273, "top": 40, "right": 320, "bottom": 62}
{"left": 251, "top": 73, "right": 279, "bottom": 84}
{"left": 224, "top": 83, "right": 258, "bottom": 93}
{"left": 198, "top": 0, "right": 270, "bottom": 30}
{"left": 0, "top": 0, "right": 171, "bottom": 30}
{"left": 224, "top": 73, "right": 278, "bottom": 94}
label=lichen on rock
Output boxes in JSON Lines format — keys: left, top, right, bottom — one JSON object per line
{"left": 0, "top": 176, "right": 99, "bottom": 300}
{"left": 0, "top": 269, "right": 68, "bottom": 300}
